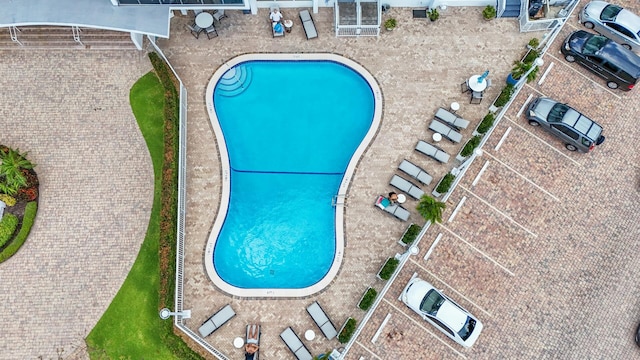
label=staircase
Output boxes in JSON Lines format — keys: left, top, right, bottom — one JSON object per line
{"left": 502, "top": 0, "right": 521, "bottom": 17}
{"left": 216, "top": 64, "right": 253, "bottom": 97}
{"left": 0, "top": 26, "right": 139, "bottom": 50}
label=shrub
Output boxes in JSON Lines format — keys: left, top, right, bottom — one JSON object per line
{"left": 435, "top": 173, "right": 455, "bottom": 194}
{"left": 428, "top": 8, "right": 439, "bottom": 21}
{"left": 495, "top": 84, "right": 515, "bottom": 107}
{"left": 0, "top": 148, "right": 34, "bottom": 195}
{"left": 483, "top": 5, "right": 496, "bottom": 20}
{"left": 528, "top": 37, "right": 540, "bottom": 49}
{"left": 378, "top": 257, "right": 399, "bottom": 280}
{"left": 0, "top": 194, "right": 17, "bottom": 207}
{"left": 358, "top": 287, "right": 378, "bottom": 311}
{"left": 460, "top": 135, "right": 482, "bottom": 157}
{"left": 523, "top": 49, "right": 540, "bottom": 64}
{"left": 417, "top": 195, "right": 446, "bottom": 223}
{"left": 477, "top": 113, "right": 495, "bottom": 134}
{"left": 0, "top": 201, "right": 36, "bottom": 262}
{"left": 384, "top": 18, "right": 397, "bottom": 29}
{"left": 401, "top": 223, "right": 421, "bottom": 245}
{"left": 338, "top": 317, "right": 357, "bottom": 343}
{"left": 0, "top": 213, "right": 19, "bottom": 248}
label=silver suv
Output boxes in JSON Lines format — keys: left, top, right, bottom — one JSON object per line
{"left": 579, "top": 1, "right": 640, "bottom": 51}
{"left": 526, "top": 97, "right": 605, "bottom": 153}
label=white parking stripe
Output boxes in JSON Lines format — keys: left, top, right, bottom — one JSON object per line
{"left": 458, "top": 185, "right": 538, "bottom": 238}
{"left": 537, "top": 61, "right": 554, "bottom": 85}
{"left": 503, "top": 115, "right": 582, "bottom": 166}
{"left": 448, "top": 196, "right": 466, "bottom": 223}
{"left": 409, "top": 260, "right": 493, "bottom": 318}
{"left": 383, "top": 299, "right": 468, "bottom": 359}
{"left": 437, "top": 223, "right": 516, "bottom": 276}
{"left": 471, "top": 161, "right": 490, "bottom": 187}
{"left": 482, "top": 150, "right": 560, "bottom": 202}
{"left": 354, "top": 341, "right": 383, "bottom": 359}
{"left": 371, "top": 313, "right": 392, "bottom": 344}
{"left": 517, "top": 94, "right": 534, "bottom": 118}
{"left": 547, "top": 52, "right": 622, "bottom": 99}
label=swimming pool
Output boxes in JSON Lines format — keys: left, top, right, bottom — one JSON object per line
{"left": 204, "top": 54, "right": 381, "bottom": 297}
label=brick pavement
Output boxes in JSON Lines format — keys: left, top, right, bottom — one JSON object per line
{"left": 0, "top": 50, "right": 153, "bottom": 359}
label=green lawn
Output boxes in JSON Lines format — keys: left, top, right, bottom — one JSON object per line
{"left": 86, "top": 72, "right": 176, "bottom": 359}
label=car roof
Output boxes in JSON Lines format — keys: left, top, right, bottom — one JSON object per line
{"left": 436, "top": 301, "right": 468, "bottom": 332}
{"left": 613, "top": 8, "right": 640, "bottom": 34}
{"left": 561, "top": 109, "right": 603, "bottom": 141}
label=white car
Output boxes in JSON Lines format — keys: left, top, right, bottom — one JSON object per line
{"left": 400, "top": 277, "right": 483, "bottom": 348}
{"left": 579, "top": 1, "right": 640, "bottom": 51}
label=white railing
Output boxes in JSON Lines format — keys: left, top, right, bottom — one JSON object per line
{"left": 146, "top": 35, "right": 230, "bottom": 360}
{"left": 519, "top": 0, "right": 580, "bottom": 32}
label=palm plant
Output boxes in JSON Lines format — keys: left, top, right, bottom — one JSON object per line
{"left": 417, "top": 195, "right": 446, "bottom": 223}
{"left": 0, "top": 148, "right": 34, "bottom": 195}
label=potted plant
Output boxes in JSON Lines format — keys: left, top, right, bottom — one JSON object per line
{"left": 527, "top": 37, "right": 540, "bottom": 50}
{"left": 428, "top": 8, "right": 439, "bottom": 21}
{"left": 432, "top": 172, "right": 455, "bottom": 197}
{"left": 483, "top": 5, "right": 496, "bottom": 20}
{"left": 476, "top": 112, "right": 495, "bottom": 134}
{"left": 494, "top": 84, "right": 515, "bottom": 107}
{"left": 399, "top": 223, "right": 421, "bottom": 246}
{"left": 459, "top": 135, "right": 482, "bottom": 158}
{"left": 377, "top": 257, "right": 400, "bottom": 280}
{"left": 384, "top": 18, "right": 397, "bottom": 31}
{"left": 416, "top": 195, "right": 446, "bottom": 224}
{"left": 507, "top": 60, "right": 540, "bottom": 85}
{"left": 338, "top": 317, "right": 357, "bottom": 343}
{"left": 358, "top": 287, "right": 378, "bottom": 310}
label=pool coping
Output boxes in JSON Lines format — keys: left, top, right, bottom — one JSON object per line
{"left": 204, "top": 53, "right": 383, "bottom": 298}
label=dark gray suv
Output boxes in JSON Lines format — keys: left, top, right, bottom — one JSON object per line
{"left": 526, "top": 97, "right": 605, "bottom": 153}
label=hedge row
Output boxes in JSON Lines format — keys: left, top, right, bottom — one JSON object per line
{"left": 148, "top": 52, "right": 203, "bottom": 360}
{"left": 0, "top": 201, "right": 37, "bottom": 262}
{"left": 338, "top": 317, "right": 357, "bottom": 344}
{"left": 0, "top": 213, "right": 19, "bottom": 248}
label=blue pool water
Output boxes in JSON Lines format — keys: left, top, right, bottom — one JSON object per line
{"left": 212, "top": 60, "right": 375, "bottom": 289}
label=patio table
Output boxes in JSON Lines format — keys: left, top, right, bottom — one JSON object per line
{"left": 196, "top": 12, "right": 214, "bottom": 28}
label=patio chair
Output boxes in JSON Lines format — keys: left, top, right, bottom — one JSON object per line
{"left": 205, "top": 24, "right": 218, "bottom": 39}
{"left": 375, "top": 195, "right": 410, "bottom": 221}
{"left": 193, "top": 9, "right": 203, "bottom": 16}
{"left": 185, "top": 23, "right": 203, "bottom": 39}
{"left": 390, "top": 174, "right": 425, "bottom": 200}
{"left": 245, "top": 324, "right": 261, "bottom": 360}
{"left": 471, "top": 91, "right": 483, "bottom": 104}
{"left": 198, "top": 304, "right": 236, "bottom": 338}
{"left": 213, "top": 9, "right": 228, "bottom": 22}
{"left": 415, "top": 140, "right": 450, "bottom": 163}
{"left": 272, "top": 20, "right": 285, "bottom": 37}
{"left": 428, "top": 119, "right": 463, "bottom": 143}
{"left": 434, "top": 107, "right": 470, "bottom": 129}
{"left": 399, "top": 159, "right": 433, "bottom": 185}
{"left": 280, "top": 327, "right": 313, "bottom": 360}
{"left": 306, "top": 301, "right": 338, "bottom": 340}
{"left": 461, "top": 80, "right": 470, "bottom": 93}
{"left": 300, "top": 10, "right": 318, "bottom": 39}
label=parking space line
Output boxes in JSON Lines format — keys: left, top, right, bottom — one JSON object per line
{"left": 458, "top": 184, "right": 538, "bottom": 239}
{"left": 566, "top": 22, "right": 580, "bottom": 30}
{"left": 537, "top": 61, "right": 554, "bottom": 85}
{"left": 408, "top": 260, "right": 493, "bottom": 318}
{"left": 383, "top": 298, "right": 468, "bottom": 359}
{"left": 547, "top": 52, "right": 622, "bottom": 99}
{"left": 482, "top": 150, "right": 560, "bottom": 202}
{"left": 494, "top": 127, "right": 511, "bottom": 151}
{"left": 371, "top": 313, "right": 392, "bottom": 344}
{"left": 503, "top": 115, "right": 582, "bottom": 166}
{"left": 517, "top": 94, "right": 534, "bottom": 118}
{"left": 472, "top": 161, "right": 490, "bottom": 186}
{"left": 354, "top": 340, "right": 382, "bottom": 359}
{"left": 436, "top": 224, "right": 516, "bottom": 276}
{"left": 448, "top": 196, "right": 466, "bottom": 223}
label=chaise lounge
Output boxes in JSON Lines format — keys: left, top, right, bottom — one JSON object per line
{"left": 429, "top": 119, "right": 463, "bottom": 143}
{"left": 390, "top": 174, "right": 424, "bottom": 200}
{"left": 198, "top": 304, "right": 236, "bottom": 338}
{"left": 435, "top": 107, "right": 470, "bottom": 130}
{"left": 399, "top": 159, "right": 433, "bottom": 185}
{"left": 299, "top": 10, "right": 318, "bottom": 39}
{"left": 306, "top": 301, "right": 338, "bottom": 340}
{"left": 415, "top": 140, "right": 450, "bottom": 163}
{"left": 375, "top": 195, "right": 410, "bottom": 221}
{"left": 280, "top": 327, "right": 313, "bottom": 360}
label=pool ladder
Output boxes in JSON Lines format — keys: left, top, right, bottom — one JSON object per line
{"left": 332, "top": 194, "right": 347, "bottom": 207}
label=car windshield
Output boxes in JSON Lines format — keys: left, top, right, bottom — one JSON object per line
{"left": 458, "top": 317, "right": 477, "bottom": 341}
{"left": 548, "top": 103, "right": 569, "bottom": 122}
{"left": 582, "top": 35, "right": 608, "bottom": 55}
{"left": 420, "top": 289, "right": 445, "bottom": 315}
{"left": 600, "top": 4, "right": 622, "bottom": 21}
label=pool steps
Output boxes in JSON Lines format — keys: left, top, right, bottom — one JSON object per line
{"left": 216, "top": 64, "right": 252, "bottom": 97}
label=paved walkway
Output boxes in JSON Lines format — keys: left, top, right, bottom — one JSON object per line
{"left": 0, "top": 50, "right": 153, "bottom": 359}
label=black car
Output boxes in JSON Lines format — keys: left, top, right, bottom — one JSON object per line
{"left": 561, "top": 30, "right": 640, "bottom": 90}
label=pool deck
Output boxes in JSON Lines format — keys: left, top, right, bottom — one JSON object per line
{"left": 160, "top": 7, "right": 535, "bottom": 359}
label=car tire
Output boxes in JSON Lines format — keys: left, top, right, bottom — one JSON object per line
{"left": 565, "top": 55, "right": 576, "bottom": 62}
{"left": 528, "top": 120, "right": 540, "bottom": 126}
{"left": 635, "top": 322, "right": 640, "bottom": 347}
{"left": 584, "top": 21, "right": 594, "bottom": 29}
{"left": 565, "top": 143, "right": 577, "bottom": 151}
{"left": 607, "top": 81, "right": 619, "bottom": 89}
{"left": 622, "top": 43, "right": 632, "bottom": 50}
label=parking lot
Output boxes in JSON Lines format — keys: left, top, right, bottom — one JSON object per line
{"left": 346, "top": 4, "right": 640, "bottom": 359}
